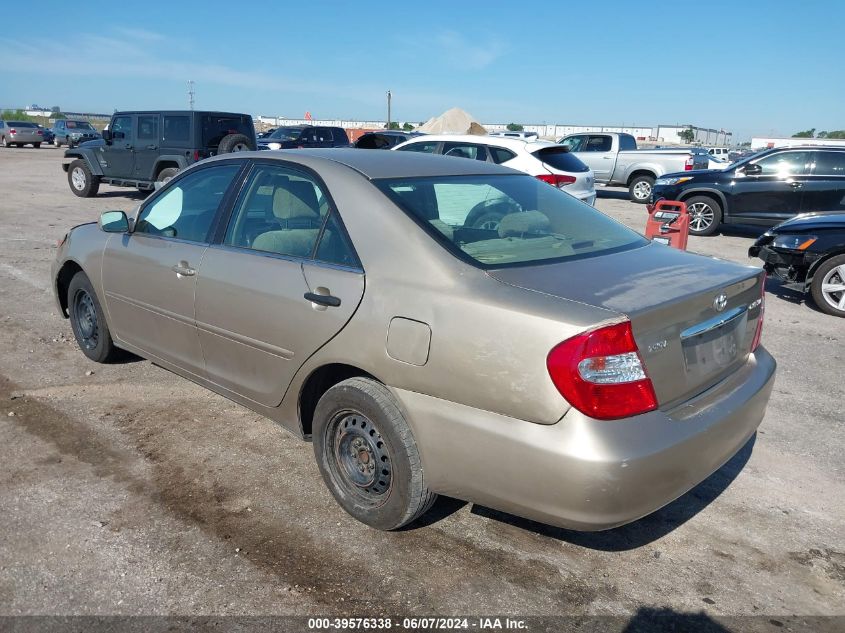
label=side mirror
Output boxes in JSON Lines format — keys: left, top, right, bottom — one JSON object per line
{"left": 744, "top": 163, "right": 762, "bottom": 176}
{"left": 102, "top": 129, "right": 112, "bottom": 142}
{"left": 99, "top": 210, "right": 129, "bottom": 233}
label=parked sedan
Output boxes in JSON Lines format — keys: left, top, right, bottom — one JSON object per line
{"left": 750, "top": 212, "right": 845, "bottom": 317}
{"left": 52, "top": 150, "right": 775, "bottom": 531}
{"left": 393, "top": 135, "right": 597, "bottom": 222}
{"left": 0, "top": 120, "right": 44, "bottom": 147}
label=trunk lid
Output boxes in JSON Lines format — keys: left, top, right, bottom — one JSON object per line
{"left": 488, "top": 243, "right": 765, "bottom": 408}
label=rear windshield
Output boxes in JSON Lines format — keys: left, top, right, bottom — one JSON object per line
{"left": 532, "top": 147, "right": 590, "bottom": 173}
{"left": 7, "top": 121, "right": 36, "bottom": 127}
{"left": 376, "top": 174, "right": 645, "bottom": 268}
{"left": 66, "top": 121, "right": 95, "bottom": 130}
{"left": 201, "top": 115, "right": 253, "bottom": 147}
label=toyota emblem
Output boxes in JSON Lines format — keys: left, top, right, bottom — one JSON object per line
{"left": 713, "top": 292, "right": 728, "bottom": 312}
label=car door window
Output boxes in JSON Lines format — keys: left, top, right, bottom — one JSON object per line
{"left": 224, "top": 164, "right": 328, "bottom": 258}
{"left": 162, "top": 115, "right": 190, "bottom": 144}
{"left": 812, "top": 151, "right": 845, "bottom": 176}
{"left": 314, "top": 210, "right": 360, "bottom": 268}
{"left": 397, "top": 140, "right": 439, "bottom": 153}
{"left": 137, "top": 115, "right": 158, "bottom": 141}
{"left": 316, "top": 128, "right": 333, "bottom": 142}
{"left": 443, "top": 142, "right": 488, "bottom": 161}
{"left": 489, "top": 147, "right": 517, "bottom": 164}
{"left": 135, "top": 164, "right": 241, "bottom": 242}
{"left": 300, "top": 128, "right": 318, "bottom": 144}
{"left": 559, "top": 135, "right": 588, "bottom": 151}
{"left": 111, "top": 116, "right": 132, "bottom": 140}
{"left": 585, "top": 135, "right": 612, "bottom": 152}
{"left": 754, "top": 151, "right": 812, "bottom": 176}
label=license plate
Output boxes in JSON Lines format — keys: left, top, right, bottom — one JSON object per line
{"left": 652, "top": 237, "right": 670, "bottom": 245}
{"left": 682, "top": 310, "right": 746, "bottom": 376}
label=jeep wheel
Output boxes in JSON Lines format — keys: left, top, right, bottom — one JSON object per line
{"left": 54, "top": 138, "right": 62, "bottom": 148}
{"left": 68, "top": 159, "right": 100, "bottom": 198}
{"left": 218, "top": 133, "right": 256, "bottom": 153}
{"left": 156, "top": 167, "right": 179, "bottom": 187}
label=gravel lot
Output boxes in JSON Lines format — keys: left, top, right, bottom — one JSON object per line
{"left": 0, "top": 147, "right": 843, "bottom": 621}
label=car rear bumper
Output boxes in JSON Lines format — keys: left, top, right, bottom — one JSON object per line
{"left": 9, "top": 135, "right": 42, "bottom": 143}
{"left": 394, "top": 346, "right": 775, "bottom": 531}
{"left": 571, "top": 189, "right": 597, "bottom": 206}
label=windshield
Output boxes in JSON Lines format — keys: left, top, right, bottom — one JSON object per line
{"left": 376, "top": 175, "right": 646, "bottom": 268}
{"left": 268, "top": 127, "right": 305, "bottom": 141}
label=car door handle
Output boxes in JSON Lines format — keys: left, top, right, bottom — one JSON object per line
{"left": 146, "top": 144, "right": 157, "bottom": 150}
{"left": 789, "top": 182, "right": 803, "bottom": 189}
{"left": 171, "top": 263, "right": 196, "bottom": 277}
{"left": 125, "top": 144, "right": 134, "bottom": 150}
{"left": 304, "top": 292, "right": 341, "bottom": 307}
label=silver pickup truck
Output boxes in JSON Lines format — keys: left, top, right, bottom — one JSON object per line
{"left": 558, "top": 132, "right": 709, "bottom": 203}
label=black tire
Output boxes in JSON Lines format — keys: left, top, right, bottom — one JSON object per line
{"left": 810, "top": 254, "right": 845, "bottom": 317}
{"left": 1, "top": 136, "right": 6, "bottom": 147}
{"left": 34, "top": 143, "right": 41, "bottom": 149}
{"left": 68, "top": 271, "right": 121, "bottom": 363}
{"left": 313, "top": 377, "right": 437, "bottom": 530}
{"left": 156, "top": 167, "right": 179, "bottom": 185}
{"left": 628, "top": 175, "right": 655, "bottom": 203}
{"left": 471, "top": 211, "right": 506, "bottom": 231}
{"left": 685, "top": 195, "right": 723, "bottom": 236}
{"left": 54, "top": 138, "right": 62, "bottom": 148}
{"left": 217, "top": 133, "right": 255, "bottom": 153}
{"left": 67, "top": 159, "right": 100, "bottom": 197}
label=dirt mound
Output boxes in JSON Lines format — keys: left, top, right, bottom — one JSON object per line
{"left": 418, "top": 108, "right": 487, "bottom": 135}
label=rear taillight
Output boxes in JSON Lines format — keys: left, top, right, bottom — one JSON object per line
{"left": 751, "top": 273, "right": 766, "bottom": 352}
{"left": 9, "top": 128, "right": 16, "bottom": 134}
{"left": 684, "top": 156, "right": 694, "bottom": 171}
{"left": 547, "top": 321, "right": 658, "bottom": 420}
{"left": 536, "top": 174, "right": 577, "bottom": 189}
{"left": 37, "top": 130, "right": 43, "bottom": 135}
{"left": 193, "top": 150, "right": 200, "bottom": 161}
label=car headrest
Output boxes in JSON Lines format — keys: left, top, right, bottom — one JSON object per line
{"left": 498, "top": 211, "right": 551, "bottom": 238}
{"left": 273, "top": 180, "right": 320, "bottom": 220}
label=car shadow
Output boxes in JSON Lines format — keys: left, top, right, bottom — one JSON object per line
{"left": 618, "top": 607, "right": 734, "bottom": 632}
{"left": 718, "top": 224, "right": 766, "bottom": 239}
{"left": 97, "top": 190, "right": 149, "bottom": 200}
{"left": 596, "top": 189, "right": 631, "bottom": 201}
{"left": 466, "top": 433, "right": 756, "bottom": 551}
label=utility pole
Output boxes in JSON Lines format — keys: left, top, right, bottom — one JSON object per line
{"left": 387, "top": 90, "right": 391, "bottom": 130}
{"left": 188, "top": 80, "right": 195, "bottom": 110}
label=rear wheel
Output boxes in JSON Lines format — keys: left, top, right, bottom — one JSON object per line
{"left": 810, "top": 255, "right": 845, "bottom": 317}
{"left": 313, "top": 377, "right": 437, "bottom": 530}
{"left": 34, "top": 143, "right": 41, "bottom": 148}
{"left": 218, "top": 133, "right": 255, "bottom": 153}
{"left": 1, "top": 136, "right": 6, "bottom": 147}
{"left": 156, "top": 167, "right": 179, "bottom": 187}
{"left": 628, "top": 175, "right": 655, "bottom": 203}
{"left": 685, "top": 195, "right": 723, "bottom": 236}
{"left": 68, "top": 159, "right": 100, "bottom": 197}
{"left": 54, "top": 137, "right": 62, "bottom": 147}
{"left": 68, "top": 271, "right": 121, "bottom": 363}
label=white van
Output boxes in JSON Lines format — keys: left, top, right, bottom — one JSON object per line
{"left": 708, "top": 147, "right": 730, "bottom": 161}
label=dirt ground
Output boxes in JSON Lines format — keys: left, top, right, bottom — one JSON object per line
{"left": 0, "top": 147, "right": 843, "bottom": 621}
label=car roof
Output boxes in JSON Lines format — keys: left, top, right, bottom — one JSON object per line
{"left": 394, "top": 134, "right": 557, "bottom": 151}
{"left": 112, "top": 110, "right": 250, "bottom": 117}
{"left": 202, "top": 148, "right": 519, "bottom": 179}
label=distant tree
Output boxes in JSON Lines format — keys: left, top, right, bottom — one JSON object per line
{"left": 817, "top": 131, "right": 828, "bottom": 138}
{"left": 1, "top": 109, "right": 37, "bottom": 122}
{"left": 52, "top": 112, "right": 66, "bottom": 119}
{"left": 51, "top": 106, "right": 61, "bottom": 113}
{"left": 402, "top": 122, "right": 414, "bottom": 131}
{"left": 826, "top": 130, "right": 845, "bottom": 139}
{"left": 506, "top": 123, "right": 524, "bottom": 131}
{"left": 678, "top": 127, "right": 696, "bottom": 143}
{"left": 792, "top": 128, "right": 815, "bottom": 138}
{"left": 739, "top": 141, "right": 751, "bottom": 147}
{"left": 384, "top": 121, "right": 400, "bottom": 130}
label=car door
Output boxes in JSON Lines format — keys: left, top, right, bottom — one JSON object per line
{"left": 801, "top": 150, "right": 845, "bottom": 213}
{"left": 581, "top": 134, "right": 615, "bottom": 182}
{"left": 103, "top": 115, "right": 136, "bottom": 178}
{"left": 299, "top": 127, "right": 319, "bottom": 148}
{"left": 195, "top": 161, "right": 364, "bottom": 406}
{"left": 730, "top": 150, "right": 812, "bottom": 223}
{"left": 54, "top": 119, "right": 65, "bottom": 141}
{"left": 133, "top": 114, "right": 160, "bottom": 180}
{"left": 101, "top": 162, "right": 243, "bottom": 375}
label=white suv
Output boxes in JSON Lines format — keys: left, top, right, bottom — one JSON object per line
{"left": 392, "top": 135, "right": 597, "bottom": 205}
{"left": 708, "top": 147, "right": 730, "bottom": 161}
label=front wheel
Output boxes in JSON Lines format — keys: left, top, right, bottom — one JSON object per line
{"left": 313, "top": 377, "right": 437, "bottom": 530}
{"left": 628, "top": 175, "right": 655, "bottom": 203}
{"left": 67, "top": 159, "right": 100, "bottom": 197}
{"left": 68, "top": 271, "right": 121, "bottom": 363}
{"left": 685, "top": 195, "right": 723, "bottom": 236}
{"left": 810, "top": 254, "right": 845, "bottom": 317}
{"left": 54, "top": 138, "right": 62, "bottom": 147}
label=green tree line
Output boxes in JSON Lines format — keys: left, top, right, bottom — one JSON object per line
{"left": 792, "top": 128, "right": 845, "bottom": 139}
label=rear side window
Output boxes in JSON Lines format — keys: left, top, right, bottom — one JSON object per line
{"left": 443, "top": 142, "right": 488, "bottom": 161}
{"left": 812, "top": 152, "right": 845, "bottom": 176}
{"left": 331, "top": 128, "right": 349, "bottom": 144}
{"left": 137, "top": 115, "right": 158, "bottom": 140}
{"left": 619, "top": 135, "right": 637, "bottom": 151}
{"left": 397, "top": 140, "right": 439, "bottom": 153}
{"left": 489, "top": 147, "right": 517, "bottom": 164}
{"left": 377, "top": 175, "right": 645, "bottom": 268}
{"left": 585, "top": 135, "right": 612, "bottom": 152}
{"left": 163, "top": 116, "right": 191, "bottom": 144}
{"left": 532, "top": 147, "right": 590, "bottom": 173}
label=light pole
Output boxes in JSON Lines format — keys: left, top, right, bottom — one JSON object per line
{"left": 387, "top": 90, "right": 391, "bottom": 130}
{"left": 187, "top": 80, "right": 195, "bottom": 110}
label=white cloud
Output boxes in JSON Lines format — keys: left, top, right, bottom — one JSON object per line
{"left": 435, "top": 30, "right": 506, "bottom": 70}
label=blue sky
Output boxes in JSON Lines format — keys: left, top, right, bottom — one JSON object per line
{"left": 1, "top": 0, "right": 842, "bottom": 140}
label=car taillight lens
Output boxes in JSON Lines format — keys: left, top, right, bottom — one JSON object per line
{"left": 684, "top": 156, "right": 694, "bottom": 170}
{"left": 547, "top": 321, "right": 658, "bottom": 420}
{"left": 9, "top": 128, "right": 16, "bottom": 134}
{"left": 536, "top": 174, "right": 577, "bottom": 189}
{"left": 751, "top": 273, "right": 766, "bottom": 352}
{"left": 37, "top": 130, "right": 43, "bottom": 135}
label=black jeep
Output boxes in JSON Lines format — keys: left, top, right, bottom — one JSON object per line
{"left": 62, "top": 110, "right": 256, "bottom": 197}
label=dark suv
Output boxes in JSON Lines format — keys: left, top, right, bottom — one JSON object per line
{"left": 257, "top": 125, "right": 350, "bottom": 150}
{"left": 62, "top": 110, "right": 256, "bottom": 197}
{"left": 651, "top": 146, "right": 845, "bottom": 235}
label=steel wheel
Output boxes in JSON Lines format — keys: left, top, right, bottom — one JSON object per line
{"left": 328, "top": 410, "right": 393, "bottom": 506}
{"left": 231, "top": 142, "right": 250, "bottom": 151}
{"left": 72, "top": 289, "right": 99, "bottom": 351}
{"left": 632, "top": 180, "right": 651, "bottom": 200}
{"left": 688, "top": 202, "right": 715, "bottom": 232}
{"left": 820, "top": 264, "right": 845, "bottom": 312}
{"left": 71, "top": 166, "right": 87, "bottom": 191}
